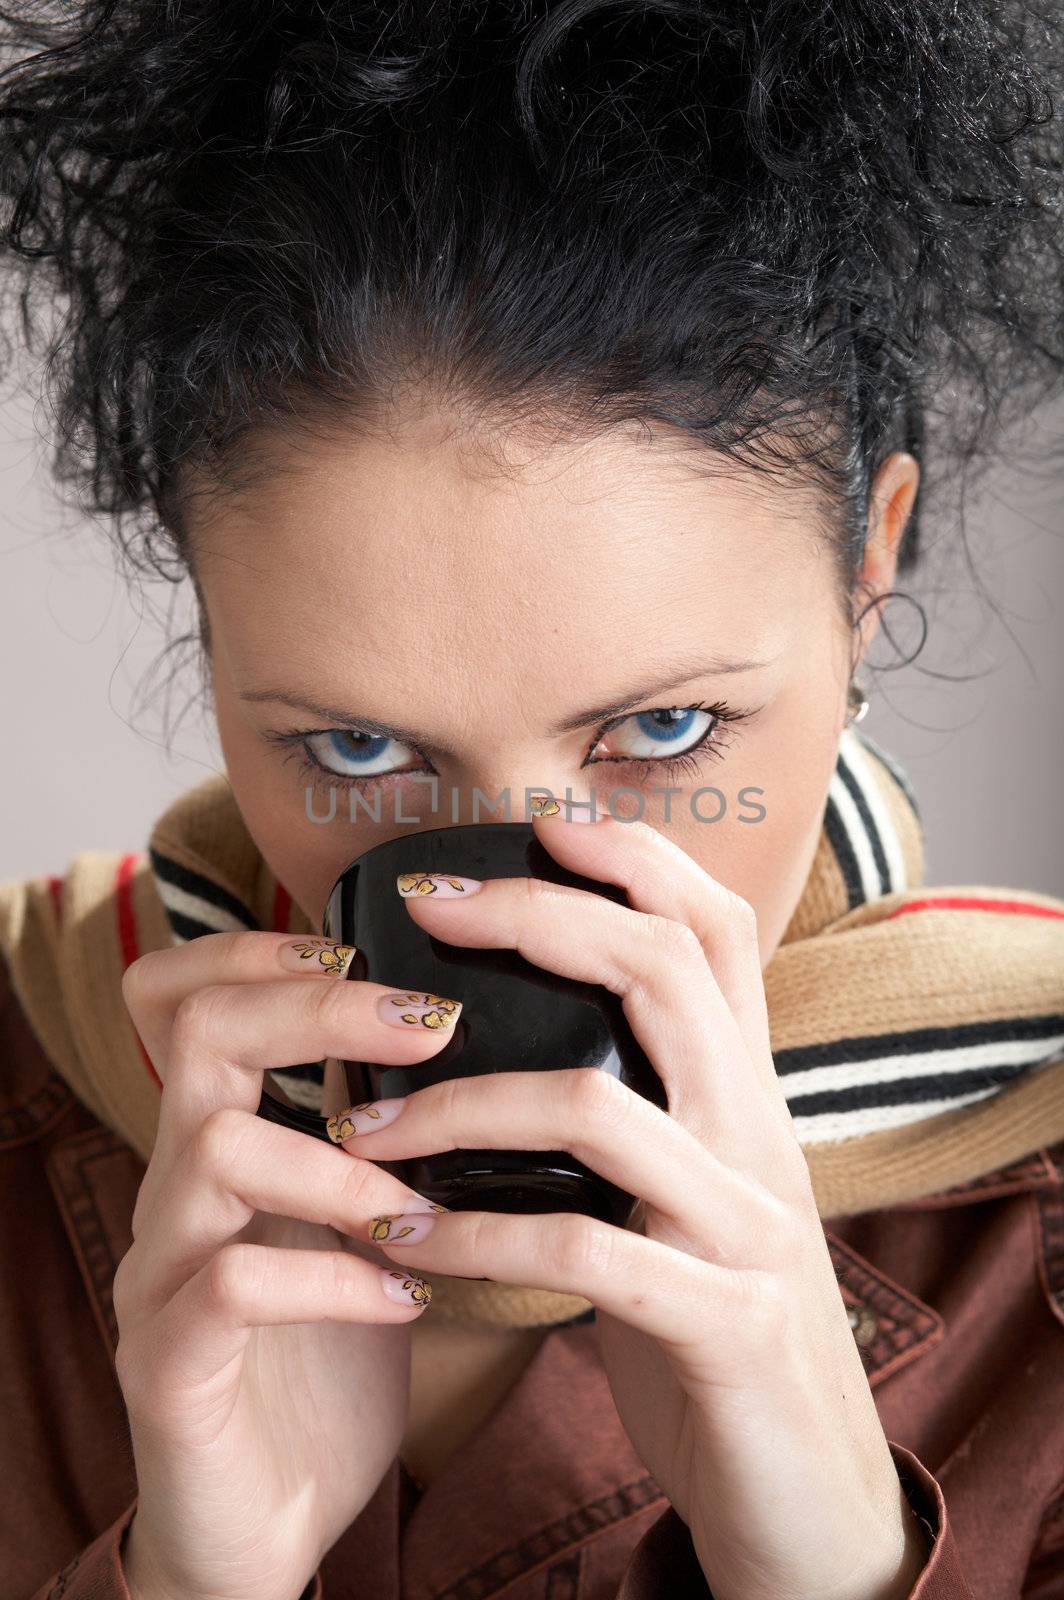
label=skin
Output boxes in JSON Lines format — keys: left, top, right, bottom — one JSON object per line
{"left": 197, "top": 406, "right": 914, "bottom": 960}
{"left": 118, "top": 400, "right": 925, "bottom": 1600}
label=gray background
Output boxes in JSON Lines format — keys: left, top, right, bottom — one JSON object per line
{"left": 2, "top": 373, "right": 1063, "bottom": 896}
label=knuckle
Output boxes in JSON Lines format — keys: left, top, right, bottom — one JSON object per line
{"left": 206, "top": 1243, "right": 263, "bottom": 1316}
{"left": 321, "top": 1248, "right": 358, "bottom": 1309}
{"left": 568, "top": 1066, "right": 631, "bottom": 1129}
{"left": 129, "top": 1188, "right": 149, "bottom": 1243}
{"left": 111, "top": 1249, "right": 138, "bottom": 1325}
{"left": 647, "top": 915, "right": 703, "bottom": 967}
{"left": 518, "top": 875, "right": 551, "bottom": 907}
{"left": 552, "top": 1212, "right": 613, "bottom": 1279}
{"left": 170, "top": 984, "right": 232, "bottom": 1059}
{"left": 204, "top": 934, "right": 259, "bottom": 966}
{"left": 334, "top": 1153, "right": 378, "bottom": 1214}
{"left": 428, "top": 1072, "right": 465, "bottom": 1124}
{"left": 722, "top": 887, "right": 758, "bottom": 938}
{"left": 308, "top": 972, "right": 358, "bottom": 1033}
{"left": 754, "top": 1189, "right": 803, "bottom": 1260}
{"left": 191, "top": 1106, "right": 254, "bottom": 1179}
{"left": 698, "top": 1266, "right": 790, "bottom": 1361}
{"left": 113, "top": 1331, "right": 142, "bottom": 1395}
{"left": 737, "top": 1268, "right": 790, "bottom": 1341}
{"left": 120, "top": 950, "right": 165, "bottom": 1013}
{"left": 518, "top": 875, "right": 572, "bottom": 922}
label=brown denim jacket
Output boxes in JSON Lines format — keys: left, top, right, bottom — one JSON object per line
{"left": 3, "top": 950, "right": 1063, "bottom": 1600}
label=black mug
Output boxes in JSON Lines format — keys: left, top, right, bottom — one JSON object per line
{"left": 256, "top": 823, "right": 667, "bottom": 1227}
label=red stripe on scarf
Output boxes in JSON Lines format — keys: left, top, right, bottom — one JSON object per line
{"left": 884, "top": 895, "right": 1064, "bottom": 922}
{"left": 272, "top": 879, "right": 292, "bottom": 933}
{"left": 47, "top": 874, "right": 63, "bottom": 926}
{"left": 116, "top": 853, "right": 163, "bottom": 1089}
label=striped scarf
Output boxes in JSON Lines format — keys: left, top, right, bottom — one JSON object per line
{"left": 2, "top": 725, "right": 1064, "bottom": 1328}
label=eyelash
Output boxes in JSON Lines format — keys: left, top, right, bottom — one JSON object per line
{"left": 262, "top": 699, "right": 752, "bottom": 797}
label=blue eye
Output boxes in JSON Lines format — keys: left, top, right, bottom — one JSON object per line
{"left": 598, "top": 707, "right": 715, "bottom": 761}
{"left": 304, "top": 729, "right": 416, "bottom": 778}
{"left": 272, "top": 697, "right": 746, "bottom": 794}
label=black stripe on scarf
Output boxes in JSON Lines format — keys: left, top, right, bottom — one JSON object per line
{"left": 786, "top": 1057, "right": 1042, "bottom": 1117}
{"left": 836, "top": 744, "right": 893, "bottom": 897}
{"left": 774, "top": 1012, "right": 1064, "bottom": 1075}
{"left": 149, "top": 848, "right": 259, "bottom": 932}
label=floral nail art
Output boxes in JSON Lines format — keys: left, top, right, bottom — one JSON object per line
{"left": 396, "top": 872, "right": 482, "bottom": 897}
{"left": 326, "top": 1100, "right": 401, "bottom": 1141}
{"left": 383, "top": 1270, "right": 433, "bottom": 1306}
{"left": 528, "top": 793, "right": 560, "bottom": 816}
{"left": 279, "top": 937, "right": 358, "bottom": 977}
{"left": 371, "top": 1215, "right": 413, "bottom": 1241}
{"left": 377, "top": 990, "right": 462, "bottom": 1029}
{"left": 368, "top": 1206, "right": 444, "bottom": 1243}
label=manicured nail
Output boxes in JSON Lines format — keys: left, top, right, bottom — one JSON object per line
{"left": 380, "top": 1269, "right": 433, "bottom": 1307}
{"left": 396, "top": 872, "right": 483, "bottom": 897}
{"left": 369, "top": 1210, "right": 439, "bottom": 1245}
{"left": 326, "top": 1099, "right": 407, "bottom": 1141}
{"left": 530, "top": 792, "right": 599, "bottom": 821}
{"left": 560, "top": 799, "right": 600, "bottom": 822}
{"left": 278, "top": 937, "right": 359, "bottom": 976}
{"left": 376, "top": 991, "right": 462, "bottom": 1029}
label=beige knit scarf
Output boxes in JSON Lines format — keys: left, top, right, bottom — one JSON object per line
{"left": 2, "top": 725, "right": 1064, "bottom": 1329}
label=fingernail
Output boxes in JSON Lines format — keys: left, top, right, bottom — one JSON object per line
{"left": 560, "top": 799, "right": 600, "bottom": 822}
{"left": 376, "top": 991, "right": 462, "bottom": 1030}
{"left": 396, "top": 872, "right": 483, "bottom": 897}
{"left": 380, "top": 1269, "right": 433, "bottom": 1308}
{"left": 326, "top": 1099, "right": 406, "bottom": 1141}
{"left": 369, "top": 1210, "right": 439, "bottom": 1245}
{"left": 278, "top": 937, "right": 359, "bottom": 976}
{"left": 530, "top": 792, "right": 599, "bottom": 822}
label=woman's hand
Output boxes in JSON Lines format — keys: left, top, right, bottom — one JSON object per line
{"left": 328, "top": 806, "right": 932, "bottom": 1600}
{"left": 113, "top": 933, "right": 458, "bottom": 1600}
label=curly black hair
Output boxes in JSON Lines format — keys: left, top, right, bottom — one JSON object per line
{"left": 1, "top": 0, "right": 1063, "bottom": 613}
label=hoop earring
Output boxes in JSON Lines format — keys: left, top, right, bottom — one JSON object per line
{"left": 846, "top": 675, "right": 870, "bottom": 726}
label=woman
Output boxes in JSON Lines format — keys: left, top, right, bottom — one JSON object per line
{"left": 2, "top": 1, "right": 1064, "bottom": 1597}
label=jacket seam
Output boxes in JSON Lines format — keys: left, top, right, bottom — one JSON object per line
{"left": 44, "top": 1129, "right": 130, "bottom": 1357}
{"left": 543, "top": 1549, "right": 583, "bottom": 1600}
{"left": 1026, "top": 1467, "right": 1064, "bottom": 1576}
{"left": 429, "top": 1474, "right": 666, "bottom": 1600}
{"left": 826, "top": 1232, "right": 944, "bottom": 1384}
{"left": 0, "top": 1069, "right": 76, "bottom": 1149}
{"left": 1031, "top": 1180, "right": 1064, "bottom": 1332}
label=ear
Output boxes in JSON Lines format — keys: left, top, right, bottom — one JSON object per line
{"left": 851, "top": 451, "right": 920, "bottom": 669}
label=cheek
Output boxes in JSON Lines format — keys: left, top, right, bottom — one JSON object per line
{"left": 211, "top": 679, "right": 370, "bottom": 930}
{"left": 663, "top": 703, "right": 845, "bottom": 967}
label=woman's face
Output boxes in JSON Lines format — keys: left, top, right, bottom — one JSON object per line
{"left": 190, "top": 404, "right": 918, "bottom": 968}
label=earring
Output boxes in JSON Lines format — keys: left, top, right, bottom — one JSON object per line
{"left": 846, "top": 675, "right": 870, "bottom": 726}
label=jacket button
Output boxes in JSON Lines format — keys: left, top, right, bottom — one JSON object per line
{"left": 847, "top": 1302, "right": 879, "bottom": 1346}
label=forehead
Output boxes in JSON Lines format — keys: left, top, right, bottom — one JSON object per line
{"left": 188, "top": 404, "right": 835, "bottom": 671}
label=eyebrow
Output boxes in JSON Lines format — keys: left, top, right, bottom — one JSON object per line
{"left": 240, "top": 651, "right": 778, "bottom": 755}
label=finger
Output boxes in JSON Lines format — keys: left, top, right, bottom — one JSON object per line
{"left": 397, "top": 873, "right": 785, "bottom": 1177}
{"left": 129, "top": 1108, "right": 446, "bottom": 1315}
{"left": 118, "top": 1242, "right": 432, "bottom": 1413}
{"left": 331, "top": 1067, "right": 784, "bottom": 1263}
{"left": 373, "top": 1203, "right": 769, "bottom": 1361}
{"left": 146, "top": 973, "right": 462, "bottom": 1190}
{"left": 530, "top": 807, "right": 777, "bottom": 1087}
{"left": 121, "top": 931, "right": 365, "bottom": 1073}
